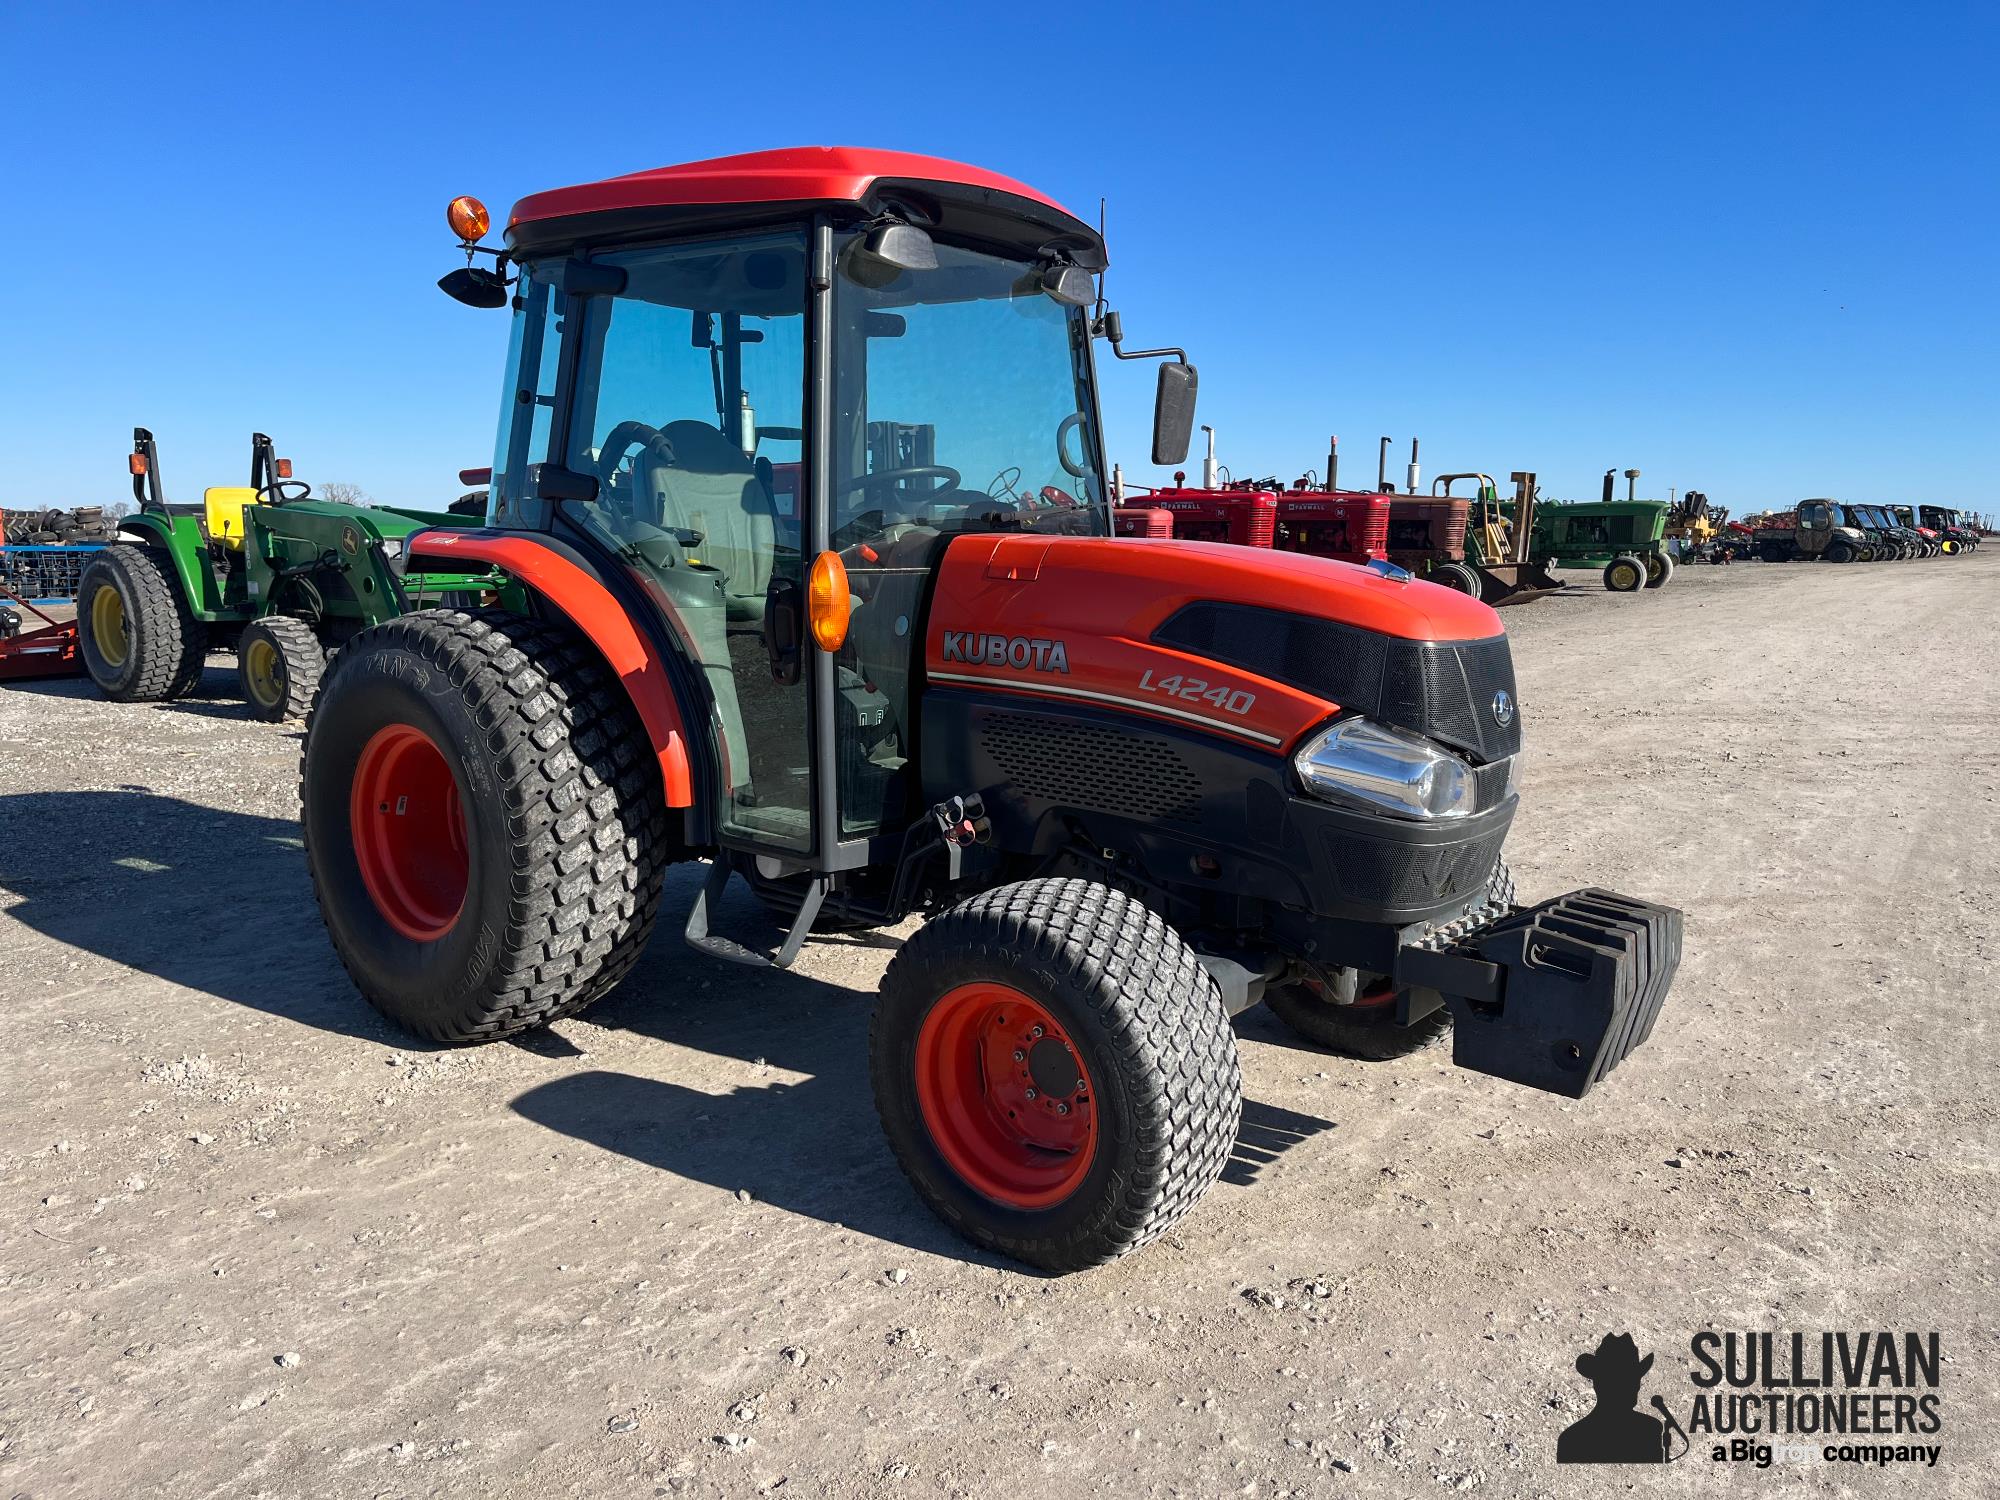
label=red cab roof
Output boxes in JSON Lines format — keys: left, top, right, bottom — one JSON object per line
{"left": 509, "top": 145, "right": 1081, "bottom": 234}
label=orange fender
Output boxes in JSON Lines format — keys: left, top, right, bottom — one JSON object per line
{"left": 408, "top": 531, "right": 694, "bottom": 808}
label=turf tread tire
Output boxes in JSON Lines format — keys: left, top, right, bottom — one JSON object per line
{"left": 238, "top": 615, "right": 325, "bottom": 722}
{"left": 76, "top": 544, "right": 206, "bottom": 701}
{"left": 301, "top": 608, "right": 668, "bottom": 1043}
{"left": 872, "top": 877, "right": 1242, "bottom": 1273}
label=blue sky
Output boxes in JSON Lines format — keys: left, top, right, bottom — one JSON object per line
{"left": 3, "top": 2, "right": 1994, "bottom": 514}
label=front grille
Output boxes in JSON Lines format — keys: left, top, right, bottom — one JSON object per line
{"left": 978, "top": 712, "right": 1202, "bottom": 822}
{"left": 1152, "top": 602, "right": 1520, "bottom": 762}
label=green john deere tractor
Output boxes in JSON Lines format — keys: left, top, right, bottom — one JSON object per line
{"left": 76, "top": 430, "right": 503, "bottom": 719}
{"left": 1530, "top": 498, "right": 1674, "bottom": 593}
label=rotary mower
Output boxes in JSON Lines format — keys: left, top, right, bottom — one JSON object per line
{"left": 298, "top": 148, "right": 1682, "bottom": 1272}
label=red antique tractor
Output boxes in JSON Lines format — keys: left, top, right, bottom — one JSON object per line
{"left": 301, "top": 148, "right": 1680, "bottom": 1272}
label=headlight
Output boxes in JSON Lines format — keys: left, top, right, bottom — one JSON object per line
{"left": 1293, "top": 717, "right": 1476, "bottom": 821}
{"left": 378, "top": 535, "right": 407, "bottom": 560}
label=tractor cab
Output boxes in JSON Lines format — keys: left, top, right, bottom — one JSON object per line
{"left": 456, "top": 149, "right": 1193, "bottom": 869}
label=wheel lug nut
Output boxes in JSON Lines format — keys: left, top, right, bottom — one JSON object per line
{"left": 1024, "top": 1088, "right": 1037, "bottom": 1101}
{"left": 1012, "top": 1049, "right": 1025, "bottom": 1062}
{"left": 1055, "top": 1102, "right": 1070, "bottom": 1115}
{"left": 1030, "top": 1025, "right": 1044, "bottom": 1038}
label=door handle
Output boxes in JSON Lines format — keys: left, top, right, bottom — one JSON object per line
{"left": 764, "top": 576, "right": 802, "bottom": 685}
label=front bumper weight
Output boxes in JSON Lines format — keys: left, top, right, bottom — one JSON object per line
{"left": 1397, "top": 888, "right": 1683, "bottom": 1098}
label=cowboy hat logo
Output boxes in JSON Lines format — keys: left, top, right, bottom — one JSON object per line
{"left": 1557, "top": 1333, "right": 1683, "bottom": 1463}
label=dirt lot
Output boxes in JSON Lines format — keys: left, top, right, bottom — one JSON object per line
{"left": 2, "top": 554, "right": 1994, "bottom": 1498}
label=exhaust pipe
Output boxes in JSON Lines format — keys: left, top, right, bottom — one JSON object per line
{"left": 1327, "top": 435, "right": 1338, "bottom": 493}
{"left": 1379, "top": 436, "right": 1393, "bottom": 493}
{"left": 1407, "top": 437, "right": 1421, "bottom": 497}
{"left": 1602, "top": 469, "right": 1616, "bottom": 504}
{"left": 1201, "top": 425, "right": 1217, "bottom": 490}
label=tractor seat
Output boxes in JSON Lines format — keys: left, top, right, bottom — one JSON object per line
{"left": 646, "top": 420, "right": 780, "bottom": 626}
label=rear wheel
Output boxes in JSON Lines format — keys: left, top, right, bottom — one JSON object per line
{"left": 871, "top": 878, "right": 1240, "bottom": 1272}
{"left": 1643, "top": 550, "right": 1675, "bottom": 589}
{"left": 237, "top": 615, "right": 324, "bottom": 722}
{"left": 1429, "top": 561, "right": 1482, "bottom": 595}
{"left": 75, "top": 544, "right": 206, "bottom": 701}
{"left": 301, "top": 608, "right": 669, "bottom": 1042}
{"left": 1603, "top": 554, "right": 1646, "bottom": 592}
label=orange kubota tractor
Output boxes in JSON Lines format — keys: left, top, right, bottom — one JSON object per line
{"left": 301, "top": 149, "right": 1681, "bottom": 1272}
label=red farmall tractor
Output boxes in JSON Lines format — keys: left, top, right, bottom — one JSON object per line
{"left": 301, "top": 148, "right": 1681, "bottom": 1272}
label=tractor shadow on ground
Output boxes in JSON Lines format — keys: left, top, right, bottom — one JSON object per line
{"left": 2, "top": 793, "right": 1341, "bottom": 1263}
{"left": 514, "top": 865, "right": 1341, "bottom": 1260}
{"left": 512, "top": 866, "right": 1020, "bottom": 1265}
{"left": 0, "top": 787, "right": 411, "bottom": 1044}
{"left": 1221, "top": 1098, "right": 1338, "bottom": 1188}
{"left": 0, "top": 660, "right": 259, "bottom": 717}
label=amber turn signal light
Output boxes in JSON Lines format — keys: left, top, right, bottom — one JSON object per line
{"left": 128, "top": 454, "right": 147, "bottom": 476}
{"left": 808, "top": 551, "right": 851, "bottom": 651}
{"left": 447, "top": 195, "right": 491, "bottom": 244}
{"left": 276, "top": 458, "right": 293, "bottom": 478}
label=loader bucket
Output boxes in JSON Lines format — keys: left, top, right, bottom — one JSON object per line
{"left": 1475, "top": 560, "right": 1565, "bottom": 607}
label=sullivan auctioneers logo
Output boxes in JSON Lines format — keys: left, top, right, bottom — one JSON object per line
{"left": 1555, "top": 1330, "right": 1944, "bottom": 1470}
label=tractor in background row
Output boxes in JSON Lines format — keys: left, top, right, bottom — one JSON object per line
{"left": 76, "top": 431, "right": 501, "bottom": 719}
{"left": 1122, "top": 435, "right": 1561, "bottom": 607}
{"left": 1528, "top": 470, "right": 1674, "bottom": 592}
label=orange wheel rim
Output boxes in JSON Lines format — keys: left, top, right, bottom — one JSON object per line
{"left": 349, "top": 723, "right": 468, "bottom": 941}
{"left": 914, "top": 982, "right": 1097, "bottom": 1209}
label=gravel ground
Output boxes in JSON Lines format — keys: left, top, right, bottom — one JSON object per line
{"left": 1, "top": 553, "right": 1994, "bottom": 1498}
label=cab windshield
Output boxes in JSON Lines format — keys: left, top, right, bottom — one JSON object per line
{"left": 830, "top": 235, "right": 1105, "bottom": 546}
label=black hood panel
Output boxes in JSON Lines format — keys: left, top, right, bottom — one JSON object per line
{"left": 1152, "top": 602, "right": 1521, "bottom": 762}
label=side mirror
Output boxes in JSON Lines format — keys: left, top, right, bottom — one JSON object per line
{"left": 531, "top": 464, "right": 599, "bottom": 504}
{"left": 438, "top": 267, "right": 508, "bottom": 309}
{"left": 1151, "top": 362, "right": 1199, "bottom": 466}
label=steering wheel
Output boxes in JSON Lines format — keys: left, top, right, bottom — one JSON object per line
{"left": 987, "top": 465, "right": 1024, "bottom": 501}
{"left": 835, "top": 464, "right": 961, "bottom": 499}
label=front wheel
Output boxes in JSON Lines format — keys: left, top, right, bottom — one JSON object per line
{"left": 301, "top": 608, "right": 669, "bottom": 1042}
{"left": 871, "top": 878, "right": 1241, "bottom": 1272}
{"left": 1429, "top": 561, "right": 1482, "bottom": 595}
{"left": 1825, "top": 541, "right": 1854, "bottom": 564}
{"left": 1643, "top": 550, "right": 1675, "bottom": 589}
{"left": 1603, "top": 554, "right": 1646, "bottom": 592}
{"left": 238, "top": 615, "right": 325, "bottom": 722}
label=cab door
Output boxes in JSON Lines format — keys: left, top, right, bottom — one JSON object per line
{"left": 1797, "top": 500, "right": 1832, "bottom": 555}
{"left": 490, "top": 236, "right": 820, "bottom": 859}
